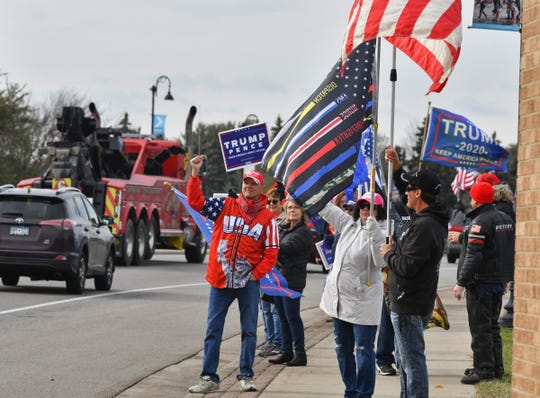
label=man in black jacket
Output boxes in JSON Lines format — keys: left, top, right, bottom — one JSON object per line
{"left": 381, "top": 146, "right": 449, "bottom": 398}
{"left": 451, "top": 181, "right": 515, "bottom": 384}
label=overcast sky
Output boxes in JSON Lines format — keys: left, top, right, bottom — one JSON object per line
{"left": 1, "top": 0, "right": 520, "bottom": 148}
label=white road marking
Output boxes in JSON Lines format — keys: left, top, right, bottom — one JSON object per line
{"left": 0, "top": 283, "right": 207, "bottom": 315}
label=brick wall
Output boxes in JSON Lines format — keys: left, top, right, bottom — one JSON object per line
{"left": 513, "top": 1, "right": 540, "bottom": 397}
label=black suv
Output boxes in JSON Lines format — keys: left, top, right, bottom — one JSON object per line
{"left": 0, "top": 185, "right": 115, "bottom": 294}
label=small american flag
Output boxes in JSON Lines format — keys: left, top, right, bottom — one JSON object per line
{"left": 451, "top": 167, "right": 475, "bottom": 197}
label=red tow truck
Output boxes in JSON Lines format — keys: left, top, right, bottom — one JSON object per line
{"left": 18, "top": 104, "right": 206, "bottom": 265}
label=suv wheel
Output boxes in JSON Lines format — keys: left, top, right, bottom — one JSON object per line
{"left": 95, "top": 251, "right": 114, "bottom": 291}
{"left": 132, "top": 218, "right": 147, "bottom": 265}
{"left": 66, "top": 255, "right": 87, "bottom": 294}
{"left": 2, "top": 275, "right": 20, "bottom": 286}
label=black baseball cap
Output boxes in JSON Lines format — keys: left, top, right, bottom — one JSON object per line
{"left": 403, "top": 169, "right": 441, "bottom": 196}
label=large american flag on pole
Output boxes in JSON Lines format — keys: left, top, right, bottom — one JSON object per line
{"left": 342, "top": 0, "right": 462, "bottom": 93}
{"left": 262, "top": 41, "right": 375, "bottom": 216}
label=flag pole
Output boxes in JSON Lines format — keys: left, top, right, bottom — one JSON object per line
{"left": 366, "top": 38, "right": 381, "bottom": 287}
{"left": 417, "top": 101, "right": 432, "bottom": 171}
{"left": 386, "top": 46, "right": 397, "bottom": 238}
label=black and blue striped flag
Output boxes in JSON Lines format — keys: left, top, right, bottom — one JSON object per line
{"left": 262, "top": 40, "right": 375, "bottom": 216}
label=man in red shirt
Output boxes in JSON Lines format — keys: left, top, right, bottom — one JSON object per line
{"left": 187, "top": 155, "right": 279, "bottom": 394}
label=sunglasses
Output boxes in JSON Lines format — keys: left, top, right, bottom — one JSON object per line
{"left": 406, "top": 185, "right": 419, "bottom": 192}
{"left": 358, "top": 202, "right": 370, "bottom": 210}
{"left": 267, "top": 199, "right": 280, "bottom": 205}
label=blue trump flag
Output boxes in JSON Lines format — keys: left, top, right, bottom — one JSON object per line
{"left": 170, "top": 187, "right": 300, "bottom": 298}
{"left": 172, "top": 189, "right": 214, "bottom": 243}
{"left": 422, "top": 107, "right": 509, "bottom": 172}
{"left": 260, "top": 267, "right": 302, "bottom": 299}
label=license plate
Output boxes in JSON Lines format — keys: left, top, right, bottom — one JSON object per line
{"left": 9, "top": 225, "right": 29, "bottom": 236}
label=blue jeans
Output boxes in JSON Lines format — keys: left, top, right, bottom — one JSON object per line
{"left": 201, "top": 280, "right": 259, "bottom": 382}
{"left": 333, "top": 318, "right": 377, "bottom": 398}
{"left": 376, "top": 300, "right": 395, "bottom": 366}
{"left": 273, "top": 296, "right": 304, "bottom": 354}
{"left": 260, "top": 295, "right": 281, "bottom": 345}
{"left": 391, "top": 312, "right": 431, "bottom": 398}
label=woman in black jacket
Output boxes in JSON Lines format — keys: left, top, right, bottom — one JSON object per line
{"left": 269, "top": 198, "right": 313, "bottom": 367}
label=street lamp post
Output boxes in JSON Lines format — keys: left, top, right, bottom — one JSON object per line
{"left": 150, "top": 75, "right": 174, "bottom": 135}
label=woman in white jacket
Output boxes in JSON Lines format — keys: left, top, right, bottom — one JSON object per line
{"left": 319, "top": 192, "right": 387, "bottom": 398}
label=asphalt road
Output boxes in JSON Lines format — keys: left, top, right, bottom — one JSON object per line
{"left": 0, "top": 250, "right": 328, "bottom": 398}
{"left": 0, "top": 249, "right": 458, "bottom": 398}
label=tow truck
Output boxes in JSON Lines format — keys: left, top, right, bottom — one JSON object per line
{"left": 18, "top": 104, "right": 206, "bottom": 265}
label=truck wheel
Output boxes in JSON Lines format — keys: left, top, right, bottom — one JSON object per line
{"left": 2, "top": 275, "right": 19, "bottom": 286}
{"left": 95, "top": 251, "right": 114, "bottom": 291}
{"left": 132, "top": 219, "right": 147, "bottom": 265}
{"left": 144, "top": 216, "right": 158, "bottom": 260}
{"left": 119, "top": 218, "right": 135, "bottom": 266}
{"left": 66, "top": 254, "right": 87, "bottom": 294}
{"left": 184, "top": 229, "right": 207, "bottom": 263}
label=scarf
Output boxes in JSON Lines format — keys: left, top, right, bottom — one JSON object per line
{"left": 237, "top": 193, "right": 267, "bottom": 223}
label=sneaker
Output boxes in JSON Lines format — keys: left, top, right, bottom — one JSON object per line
{"left": 377, "top": 363, "right": 397, "bottom": 376}
{"left": 258, "top": 342, "right": 281, "bottom": 357}
{"left": 239, "top": 377, "right": 257, "bottom": 392}
{"left": 188, "top": 376, "right": 219, "bottom": 393}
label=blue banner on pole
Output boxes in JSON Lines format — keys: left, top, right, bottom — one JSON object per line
{"left": 422, "top": 107, "right": 509, "bottom": 171}
{"left": 218, "top": 122, "right": 270, "bottom": 171}
{"left": 153, "top": 114, "right": 166, "bottom": 136}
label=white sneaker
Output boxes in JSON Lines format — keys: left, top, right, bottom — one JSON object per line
{"left": 239, "top": 377, "right": 257, "bottom": 392}
{"left": 188, "top": 376, "right": 219, "bottom": 393}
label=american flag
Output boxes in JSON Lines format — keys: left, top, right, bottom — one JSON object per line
{"left": 451, "top": 167, "right": 475, "bottom": 197}
{"left": 342, "top": 0, "right": 462, "bottom": 93}
{"left": 262, "top": 41, "right": 375, "bottom": 216}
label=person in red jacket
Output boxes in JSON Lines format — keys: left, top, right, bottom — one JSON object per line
{"left": 187, "top": 155, "right": 279, "bottom": 394}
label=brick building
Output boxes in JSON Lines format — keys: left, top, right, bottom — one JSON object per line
{"left": 513, "top": 1, "right": 540, "bottom": 396}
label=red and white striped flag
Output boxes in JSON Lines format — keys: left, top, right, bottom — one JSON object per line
{"left": 451, "top": 167, "right": 475, "bottom": 197}
{"left": 342, "top": 0, "right": 462, "bottom": 93}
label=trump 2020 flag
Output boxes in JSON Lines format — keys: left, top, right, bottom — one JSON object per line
{"left": 422, "top": 107, "right": 509, "bottom": 171}
{"left": 260, "top": 267, "right": 302, "bottom": 298}
{"left": 262, "top": 40, "right": 375, "bottom": 216}
{"left": 343, "top": 0, "right": 462, "bottom": 93}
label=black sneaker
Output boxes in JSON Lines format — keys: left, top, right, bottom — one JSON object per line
{"left": 377, "top": 363, "right": 397, "bottom": 376}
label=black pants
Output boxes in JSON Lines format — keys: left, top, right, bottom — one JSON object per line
{"left": 465, "top": 283, "right": 504, "bottom": 377}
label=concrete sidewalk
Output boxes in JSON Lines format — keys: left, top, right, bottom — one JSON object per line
{"left": 117, "top": 286, "right": 474, "bottom": 397}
